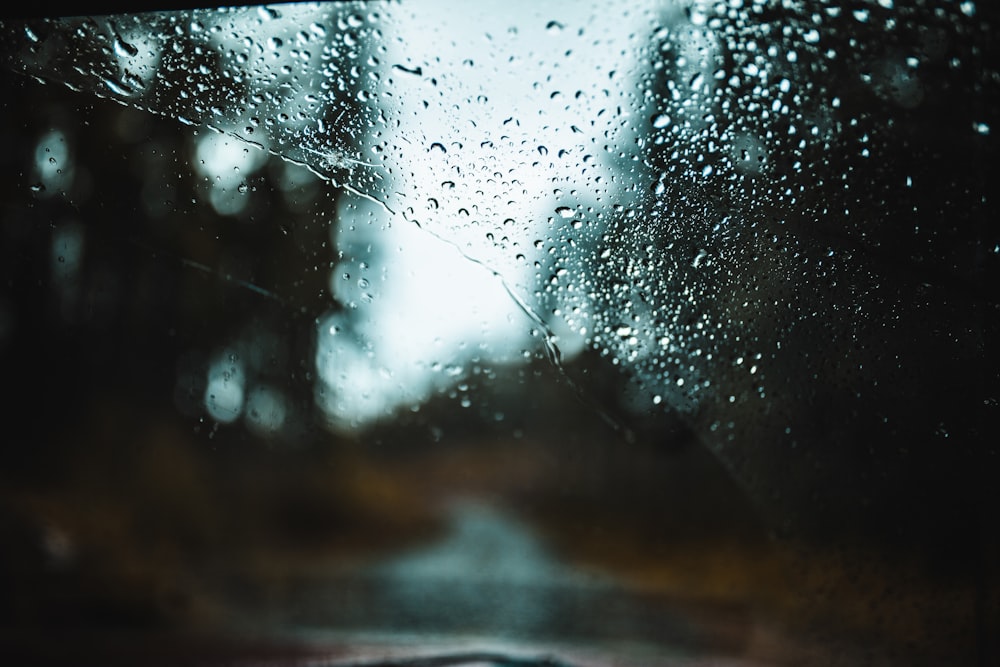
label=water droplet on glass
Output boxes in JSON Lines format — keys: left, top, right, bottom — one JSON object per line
{"left": 113, "top": 35, "right": 138, "bottom": 58}
{"left": 546, "top": 20, "right": 564, "bottom": 35}
{"left": 103, "top": 78, "right": 132, "bottom": 96}
{"left": 651, "top": 113, "right": 671, "bottom": 129}
{"left": 687, "top": 7, "right": 707, "bottom": 26}
{"left": 257, "top": 6, "right": 280, "bottom": 20}
{"left": 392, "top": 63, "right": 423, "bottom": 76}
{"left": 555, "top": 206, "right": 574, "bottom": 218}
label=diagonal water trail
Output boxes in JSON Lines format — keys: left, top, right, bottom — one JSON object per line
{"left": 127, "top": 237, "right": 288, "bottom": 304}
{"left": 401, "top": 215, "right": 635, "bottom": 442}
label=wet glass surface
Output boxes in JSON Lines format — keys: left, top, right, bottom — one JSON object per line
{"left": 1, "top": 1, "right": 998, "bottom": 665}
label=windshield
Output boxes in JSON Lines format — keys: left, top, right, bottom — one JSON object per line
{"left": 1, "top": 2, "right": 997, "bottom": 665}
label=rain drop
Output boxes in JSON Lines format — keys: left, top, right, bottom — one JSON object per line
{"left": 392, "top": 64, "right": 424, "bottom": 76}
{"left": 113, "top": 35, "right": 138, "bottom": 58}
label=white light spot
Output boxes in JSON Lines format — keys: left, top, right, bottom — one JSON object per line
{"left": 204, "top": 350, "right": 245, "bottom": 423}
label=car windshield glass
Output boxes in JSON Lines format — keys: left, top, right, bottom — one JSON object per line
{"left": 1, "top": 2, "right": 998, "bottom": 666}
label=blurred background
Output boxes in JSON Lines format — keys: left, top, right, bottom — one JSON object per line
{"left": 1, "top": 1, "right": 998, "bottom": 666}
